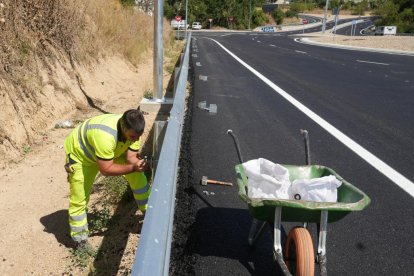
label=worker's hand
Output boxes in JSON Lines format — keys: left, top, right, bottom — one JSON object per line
{"left": 132, "top": 159, "right": 147, "bottom": 172}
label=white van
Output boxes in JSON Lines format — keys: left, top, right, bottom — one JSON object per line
{"left": 192, "top": 22, "right": 202, "bottom": 30}
{"left": 375, "top": 26, "right": 397, "bottom": 36}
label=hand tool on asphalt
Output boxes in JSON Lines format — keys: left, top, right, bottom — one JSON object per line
{"left": 201, "top": 176, "right": 233, "bottom": 186}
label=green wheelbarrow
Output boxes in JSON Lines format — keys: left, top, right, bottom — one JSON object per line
{"left": 227, "top": 129, "right": 371, "bottom": 276}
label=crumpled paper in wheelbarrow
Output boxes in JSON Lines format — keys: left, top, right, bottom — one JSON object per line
{"left": 242, "top": 158, "right": 291, "bottom": 200}
{"left": 289, "top": 175, "right": 342, "bottom": 202}
{"left": 242, "top": 158, "right": 342, "bottom": 202}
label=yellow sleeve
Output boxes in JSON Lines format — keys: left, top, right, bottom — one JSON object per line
{"left": 128, "top": 138, "right": 141, "bottom": 152}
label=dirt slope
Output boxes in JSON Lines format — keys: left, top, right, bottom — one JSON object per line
{"left": 0, "top": 55, "right": 162, "bottom": 275}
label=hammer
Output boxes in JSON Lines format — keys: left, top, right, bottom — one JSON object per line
{"left": 201, "top": 176, "right": 233, "bottom": 186}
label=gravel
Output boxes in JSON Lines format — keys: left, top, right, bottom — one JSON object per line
{"left": 307, "top": 35, "right": 414, "bottom": 52}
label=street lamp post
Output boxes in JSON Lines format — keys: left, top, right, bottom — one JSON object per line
{"left": 154, "top": 0, "right": 163, "bottom": 100}
{"left": 248, "top": 0, "right": 252, "bottom": 30}
{"left": 322, "top": 0, "right": 329, "bottom": 34}
{"left": 185, "top": 0, "right": 188, "bottom": 39}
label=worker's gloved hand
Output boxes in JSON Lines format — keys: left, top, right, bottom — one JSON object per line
{"left": 133, "top": 159, "right": 148, "bottom": 172}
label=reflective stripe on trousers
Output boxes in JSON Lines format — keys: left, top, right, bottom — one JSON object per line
{"left": 115, "top": 155, "right": 150, "bottom": 212}
{"left": 68, "top": 162, "right": 98, "bottom": 242}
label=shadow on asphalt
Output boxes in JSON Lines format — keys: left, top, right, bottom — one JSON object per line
{"left": 187, "top": 207, "right": 286, "bottom": 275}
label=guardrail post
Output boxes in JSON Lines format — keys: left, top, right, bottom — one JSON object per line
{"left": 152, "top": 121, "right": 167, "bottom": 176}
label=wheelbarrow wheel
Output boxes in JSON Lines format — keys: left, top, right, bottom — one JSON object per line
{"left": 285, "top": 227, "right": 315, "bottom": 276}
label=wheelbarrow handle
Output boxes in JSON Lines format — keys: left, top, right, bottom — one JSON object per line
{"left": 227, "top": 129, "right": 244, "bottom": 164}
{"left": 300, "top": 129, "right": 311, "bottom": 165}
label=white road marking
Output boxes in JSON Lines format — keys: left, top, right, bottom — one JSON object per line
{"left": 295, "top": 50, "right": 307, "bottom": 54}
{"left": 207, "top": 37, "right": 414, "bottom": 198}
{"left": 357, "top": 60, "right": 390, "bottom": 66}
{"left": 199, "top": 75, "right": 208, "bottom": 81}
{"left": 216, "top": 94, "right": 240, "bottom": 99}
{"left": 270, "top": 44, "right": 276, "bottom": 47}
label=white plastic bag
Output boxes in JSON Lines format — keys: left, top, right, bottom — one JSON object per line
{"left": 242, "top": 158, "right": 290, "bottom": 200}
{"left": 289, "top": 175, "right": 342, "bottom": 202}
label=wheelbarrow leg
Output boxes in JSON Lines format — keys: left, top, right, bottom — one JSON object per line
{"left": 273, "top": 207, "right": 292, "bottom": 276}
{"left": 248, "top": 218, "right": 267, "bottom": 246}
{"left": 317, "top": 211, "right": 328, "bottom": 276}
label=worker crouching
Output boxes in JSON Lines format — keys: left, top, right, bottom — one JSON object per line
{"left": 63, "top": 109, "right": 150, "bottom": 252}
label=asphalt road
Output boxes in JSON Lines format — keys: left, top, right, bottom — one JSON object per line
{"left": 334, "top": 19, "right": 375, "bottom": 36}
{"left": 170, "top": 32, "right": 414, "bottom": 275}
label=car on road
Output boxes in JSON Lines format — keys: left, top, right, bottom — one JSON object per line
{"left": 375, "top": 26, "right": 397, "bottom": 36}
{"left": 192, "top": 22, "right": 202, "bottom": 30}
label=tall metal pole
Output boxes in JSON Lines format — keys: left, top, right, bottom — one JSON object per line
{"left": 322, "top": 0, "right": 329, "bottom": 34}
{"left": 248, "top": 0, "right": 252, "bottom": 30}
{"left": 333, "top": 5, "right": 340, "bottom": 38}
{"left": 185, "top": 0, "right": 188, "bottom": 39}
{"left": 154, "top": 0, "right": 164, "bottom": 100}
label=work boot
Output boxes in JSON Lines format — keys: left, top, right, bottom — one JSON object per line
{"left": 75, "top": 240, "right": 96, "bottom": 257}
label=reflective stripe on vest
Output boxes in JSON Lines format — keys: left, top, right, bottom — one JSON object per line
{"left": 78, "top": 119, "right": 118, "bottom": 161}
{"left": 78, "top": 120, "right": 94, "bottom": 162}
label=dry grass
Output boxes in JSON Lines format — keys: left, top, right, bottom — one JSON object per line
{"left": 0, "top": 0, "right": 175, "bottom": 85}
{"left": 0, "top": 0, "right": 85, "bottom": 89}
{"left": 81, "top": 0, "right": 176, "bottom": 66}
{"left": 83, "top": 0, "right": 152, "bottom": 65}
{"left": 0, "top": 0, "right": 179, "bottom": 167}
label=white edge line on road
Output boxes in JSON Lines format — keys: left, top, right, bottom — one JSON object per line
{"left": 356, "top": 60, "right": 390, "bottom": 66}
{"left": 207, "top": 37, "right": 414, "bottom": 198}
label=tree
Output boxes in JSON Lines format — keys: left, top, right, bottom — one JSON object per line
{"left": 397, "top": 7, "right": 414, "bottom": 32}
{"left": 374, "top": 0, "right": 414, "bottom": 33}
{"left": 374, "top": 0, "right": 399, "bottom": 24}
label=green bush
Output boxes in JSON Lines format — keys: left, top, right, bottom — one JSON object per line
{"left": 273, "top": 9, "right": 285, "bottom": 25}
{"left": 352, "top": 0, "right": 369, "bottom": 15}
{"left": 397, "top": 8, "right": 414, "bottom": 33}
{"left": 289, "top": 2, "right": 302, "bottom": 15}
{"left": 285, "top": 9, "right": 299, "bottom": 18}
{"left": 252, "top": 9, "right": 268, "bottom": 27}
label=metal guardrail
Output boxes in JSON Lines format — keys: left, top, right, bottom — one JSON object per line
{"left": 131, "top": 32, "right": 192, "bottom": 276}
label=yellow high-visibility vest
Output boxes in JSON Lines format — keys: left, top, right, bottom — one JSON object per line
{"left": 64, "top": 114, "right": 141, "bottom": 165}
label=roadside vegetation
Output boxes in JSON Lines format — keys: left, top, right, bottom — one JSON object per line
{"left": 0, "top": 0, "right": 181, "bottom": 164}
{"left": 374, "top": 0, "right": 414, "bottom": 33}
{"left": 0, "top": 0, "right": 174, "bottom": 92}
